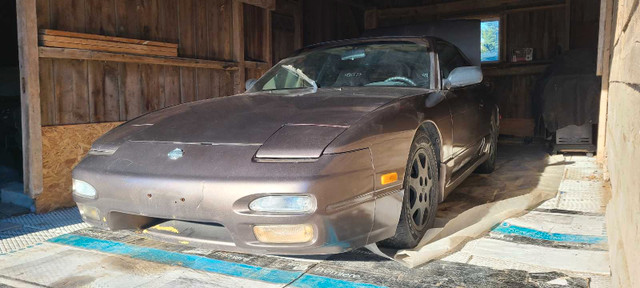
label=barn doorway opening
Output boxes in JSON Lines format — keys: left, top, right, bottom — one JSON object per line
{"left": 0, "top": 1, "right": 24, "bottom": 214}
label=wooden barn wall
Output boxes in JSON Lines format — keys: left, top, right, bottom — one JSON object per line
{"left": 33, "top": 0, "right": 279, "bottom": 211}
{"left": 36, "top": 0, "right": 246, "bottom": 126}
{"left": 302, "top": 0, "right": 363, "bottom": 46}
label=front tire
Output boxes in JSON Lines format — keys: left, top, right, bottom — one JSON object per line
{"left": 380, "top": 131, "right": 439, "bottom": 249}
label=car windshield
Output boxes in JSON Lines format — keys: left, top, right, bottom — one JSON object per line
{"left": 249, "top": 42, "right": 432, "bottom": 92}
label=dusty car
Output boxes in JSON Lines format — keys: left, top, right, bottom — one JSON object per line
{"left": 72, "top": 35, "right": 498, "bottom": 255}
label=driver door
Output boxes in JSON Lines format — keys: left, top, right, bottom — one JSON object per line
{"left": 437, "top": 41, "right": 484, "bottom": 174}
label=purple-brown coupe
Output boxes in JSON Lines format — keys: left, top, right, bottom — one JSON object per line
{"left": 73, "top": 32, "right": 498, "bottom": 254}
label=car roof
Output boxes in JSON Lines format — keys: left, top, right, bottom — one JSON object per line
{"left": 295, "top": 36, "right": 438, "bottom": 54}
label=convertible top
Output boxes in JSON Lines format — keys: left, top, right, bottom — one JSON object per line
{"left": 362, "top": 20, "right": 482, "bottom": 66}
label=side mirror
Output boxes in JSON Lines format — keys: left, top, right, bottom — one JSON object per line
{"left": 245, "top": 79, "right": 258, "bottom": 91}
{"left": 444, "top": 66, "right": 483, "bottom": 90}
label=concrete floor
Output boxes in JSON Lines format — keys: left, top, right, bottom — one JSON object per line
{"left": 0, "top": 144, "right": 611, "bottom": 288}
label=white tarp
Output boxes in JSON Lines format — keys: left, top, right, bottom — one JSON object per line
{"left": 367, "top": 145, "right": 566, "bottom": 268}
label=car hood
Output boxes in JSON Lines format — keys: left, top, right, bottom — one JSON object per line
{"left": 124, "top": 88, "right": 423, "bottom": 145}
{"left": 91, "top": 88, "right": 428, "bottom": 157}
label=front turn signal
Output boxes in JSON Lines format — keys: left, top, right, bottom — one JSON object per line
{"left": 380, "top": 172, "right": 398, "bottom": 185}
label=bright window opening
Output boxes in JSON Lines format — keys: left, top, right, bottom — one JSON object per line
{"left": 481, "top": 19, "right": 500, "bottom": 62}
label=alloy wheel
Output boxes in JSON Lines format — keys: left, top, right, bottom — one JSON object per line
{"left": 407, "top": 148, "right": 433, "bottom": 230}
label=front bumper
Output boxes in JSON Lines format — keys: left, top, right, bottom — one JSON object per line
{"left": 73, "top": 141, "right": 403, "bottom": 255}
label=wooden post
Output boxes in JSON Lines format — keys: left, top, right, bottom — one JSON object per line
{"left": 16, "top": 0, "right": 44, "bottom": 198}
{"left": 596, "top": 0, "right": 615, "bottom": 165}
{"left": 232, "top": 0, "right": 246, "bottom": 94}
{"left": 364, "top": 9, "right": 378, "bottom": 30}
{"left": 264, "top": 9, "right": 273, "bottom": 67}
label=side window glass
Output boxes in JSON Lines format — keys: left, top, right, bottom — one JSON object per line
{"left": 437, "top": 41, "right": 469, "bottom": 79}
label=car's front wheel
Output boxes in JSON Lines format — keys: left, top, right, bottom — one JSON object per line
{"left": 380, "top": 131, "right": 439, "bottom": 249}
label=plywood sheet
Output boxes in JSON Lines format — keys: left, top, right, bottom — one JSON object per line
{"left": 38, "top": 122, "right": 123, "bottom": 213}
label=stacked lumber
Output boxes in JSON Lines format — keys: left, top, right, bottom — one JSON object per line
{"left": 38, "top": 29, "right": 178, "bottom": 57}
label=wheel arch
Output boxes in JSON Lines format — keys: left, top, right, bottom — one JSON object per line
{"left": 417, "top": 120, "right": 446, "bottom": 202}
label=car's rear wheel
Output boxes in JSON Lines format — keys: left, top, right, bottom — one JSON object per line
{"left": 380, "top": 131, "right": 439, "bottom": 249}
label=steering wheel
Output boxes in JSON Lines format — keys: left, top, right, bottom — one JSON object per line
{"left": 384, "top": 76, "right": 417, "bottom": 86}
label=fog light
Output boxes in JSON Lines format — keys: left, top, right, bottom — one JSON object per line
{"left": 249, "top": 195, "right": 314, "bottom": 213}
{"left": 77, "top": 203, "right": 100, "bottom": 221}
{"left": 73, "top": 179, "right": 97, "bottom": 199}
{"left": 253, "top": 224, "right": 314, "bottom": 244}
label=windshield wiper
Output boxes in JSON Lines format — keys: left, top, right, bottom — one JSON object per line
{"left": 282, "top": 65, "right": 318, "bottom": 93}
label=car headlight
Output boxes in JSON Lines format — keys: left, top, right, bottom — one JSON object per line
{"left": 72, "top": 179, "right": 97, "bottom": 199}
{"left": 249, "top": 195, "right": 315, "bottom": 213}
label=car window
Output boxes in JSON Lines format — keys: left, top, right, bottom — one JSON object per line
{"left": 437, "top": 41, "right": 470, "bottom": 79}
{"left": 249, "top": 42, "right": 433, "bottom": 92}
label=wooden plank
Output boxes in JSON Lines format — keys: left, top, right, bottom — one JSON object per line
{"left": 17, "top": 0, "right": 44, "bottom": 197}
{"left": 88, "top": 61, "right": 120, "bottom": 122}
{"left": 180, "top": 67, "right": 197, "bottom": 103}
{"left": 232, "top": 0, "right": 246, "bottom": 94}
{"left": 50, "top": 0, "right": 85, "bottom": 32}
{"left": 114, "top": 0, "right": 142, "bottom": 39}
{"left": 40, "top": 40, "right": 176, "bottom": 57}
{"left": 39, "top": 47, "right": 239, "bottom": 70}
{"left": 39, "top": 35, "right": 178, "bottom": 57}
{"left": 364, "top": 9, "right": 378, "bottom": 30}
{"left": 245, "top": 60, "right": 270, "bottom": 70}
{"left": 84, "top": 0, "right": 117, "bottom": 36}
{"left": 482, "top": 64, "right": 549, "bottom": 77}
{"left": 564, "top": 0, "right": 571, "bottom": 50}
{"left": 120, "top": 63, "right": 143, "bottom": 120}
{"left": 178, "top": 0, "right": 196, "bottom": 58}
{"left": 164, "top": 66, "right": 181, "bottom": 106}
{"left": 53, "top": 59, "right": 89, "bottom": 124}
{"left": 35, "top": 0, "right": 50, "bottom": 29}
{"left": 194, "top": 0, "right": 209, "bottom": 59}
{"left": 39, "top": 59, "right": 55, "bottom": 126}
{"left": 196, "top": 68, "right": 212, "bottom": 100}
{"left": 156, "top": 0, "right": 181, "bottom": 107}
{"left": 207, "top": 0, "right": 229, "bottom": 60}
{"left": 140, "top": 64, "right": 165, "bottom": 113}
{"left": 264, "top": 9, "right": 273, "bottom": 67}
{"left": 40, "top": 29, "right": 177, "bottom": 48}
{"left": 499, "top": 118, "right": 536, "bottom": 137}
{"left": 139, "top": 0, "right": 160, "bottom": 41}
{"left": 235, "top": 0, "right": 275, "bottom": 11}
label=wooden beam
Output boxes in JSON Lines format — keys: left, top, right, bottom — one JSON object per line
{"left": 40, "top": 35, "right": 178, "bottom": 57}
{"left": 16, "top": 0, "right": 44, "bottom": 198}
{"left": 245, "top": 60, "right": 270, "bottom": 70}
{"left": 482, "top": 63, "right": 549, "bottom": 77}
{"left": 39, "top": 29, "right": 178, "bottom": 48}
{"left": 39, "top": 47, "right": 238, "bottom": 70}
{"left": 377, "top": 0, "right": 565, "bottom": 21}
{"left": 232, "top": 0, "right": 246, "bottom": 93}
{"left": 236, "top": 0, "right": 275, "bottom": 11}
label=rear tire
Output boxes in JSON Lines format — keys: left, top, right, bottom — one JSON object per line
{"left": 379, "top": 131, "right": 439, "bottom": 249}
